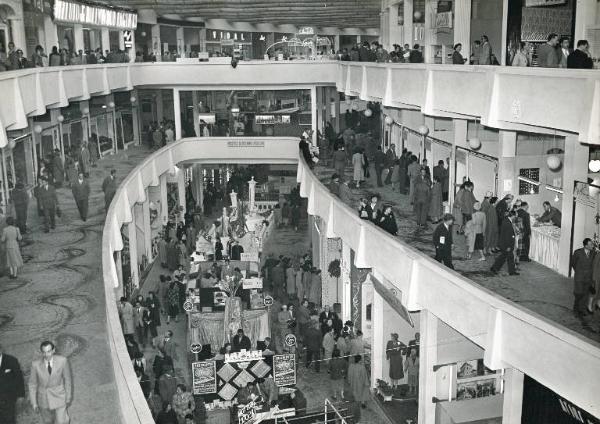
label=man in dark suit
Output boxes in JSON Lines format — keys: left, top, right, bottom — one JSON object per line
{"left": 365, "top": 195, "right": 381, "bottom": 223}
{"left": 491, "top": 212, "right": 518, "bottom": 275}
{"left": 232, "top": 329, "right": 251, "bottom": 352}
{"left": 0, "top": 344, "right": 25, "bottom": 424}
{"left": 39, "top": 178, "right": 59, "bottom": 233}
{"left": 29, "top": 341, "right": 72, "bottom": 424}
{"left": 571, "top": 238, "right": 595, "bottom": 317}
{"left": 71, "top": 172, "right": 90, "bottom": 221}
{"left": 133, "top": 300, "right": 148, "bottom": 347}
{"left": 433, "top": 214, "right": 454, "bottom": 269}
{"left": 102, "top": 169, "right": 117, "bottom": 211}
{"left": 495, "top": 194, "right": 513, "bottom": 226}
{"left": 517, "top": 202, "right": 531, "bottom": 261}
{"left": 567, "top": 40, "right": 594, "bottom": 69}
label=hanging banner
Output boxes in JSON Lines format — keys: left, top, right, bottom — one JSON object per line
{"left": 273, "top": 354, "right": 296, "bottom": 387}
{"left": 192, "top": 361, "right": 217, "bottom": 395}
{"left": 53, "top": 0, "right": 137, "bottom": 29}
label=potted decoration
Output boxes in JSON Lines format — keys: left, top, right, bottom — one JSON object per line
{"left": 376, "top": 379, "right": 394, "bottom": 402}
{"left": 328, "top": 259, "right": 341, "bottom": 302}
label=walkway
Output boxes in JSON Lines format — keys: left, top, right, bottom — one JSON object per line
{"left": 0, "top": 145, "right": 151, "bottom": 423}
{"left": 314, "top": 161, "right": 600, "bottom": 344}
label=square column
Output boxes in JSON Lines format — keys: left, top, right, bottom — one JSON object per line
{"left": 192, "top": 164, "right": 204, "bottom": 209}
{"left": 334, "top": 35, "right": 340, "bottom": 52}
{"left": 127, "top": 215, "right": 139, "bottom": 288}
{"left": 403, "top": 1, "right": 414, "bottom": 49}
{"left": 311, "top": 86, "right": 318, "bottom": 146}
{"left": 151, "top": 24, "right": 162, "bottom": 61}
{"left": 176, "top": 27, "right": 185, "bottom": 57}
{"left": 558, "top": 137, "right": 589, "bottom": 275}
{"left": 498, "top": 130, "right": 517, "bottom": 198}
{"left": 156, "top": 90, "right": 165, "bottom": 123}
{"left": 418, "top": 309, "right": 438, "bottom": 424}
{"left": 44, "top": 16, "right": 58, "bottom": 52}
{"left": 334, "top": 90, "right": 341, "bottom": 132}
{"left": 74, "top": 24, "right": 84, "bottom": 53}
{"left": 159, "top": 173, "right": 168, "bottom": 226}
{"left": 371, "top": 289, "right": 386, "bottom": 388}
{"left": 101, "top": 28, "right": 110, "bottom": 54}
{"left": 341, "top": 240, "right": 352, "bottom": 322}
{"left": 450, "top": 119, "right": 468, "bottom": 207}
{"left": 131, "top": 90, "right": 141, "bottom": 146}
{"left": 199, "top": 28, "right": 206, "bottom": 52}
{"left": 177, "top": 166, "right": 187, "bottom": 215}
{"left": 454, "top": 0, "right": 472, "bottom": 61}
{"left": 10, "top": 18, "right": 27, "bottom": 56}
{"left": 192, "top": 91, "right": 200, "bottom": 137}
{"left": 502, "top": 368, "right": 524, "bottom": 424}
{"left": 388, "top": 3, "right": 401, "bottom": 50}
{"left": 142, "top": 191, "right": 153, "bottom": 262}
{"left": 173, "top": 89, "right": 182, "bottom": 139}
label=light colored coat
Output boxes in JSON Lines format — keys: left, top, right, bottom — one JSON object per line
{"left": 119, "top": 301, "right": 134, "bottom": 335}
{"left": 29, "top": 355, "right": 72, "bottom": 410}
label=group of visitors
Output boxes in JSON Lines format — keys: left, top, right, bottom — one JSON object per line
{"left": 148, "top": 121, "right": 177, "bottom": 149}
{"left": 512, "top": 33, "right": 594, "bottom": 69}
{"left": 385, "top": 332, "right": 421, "bottom": 395}
{"left": 336, "top": 41, "right": 424, "bottom": 64}
{"left": 0, "top": 42, "right": 131, "bottom": 71}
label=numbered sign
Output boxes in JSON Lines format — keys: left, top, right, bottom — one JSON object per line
{"left": 284, "top": 334, "right": 296, "bottom": 347}
{"left": 190, "top": 343, "right": 202, "bottom": 354}
{"left": 183, "top": 300, "right": 194, "bottom": 312}
{"left": 263, "top": 295, "right": 274, "bottom": 307}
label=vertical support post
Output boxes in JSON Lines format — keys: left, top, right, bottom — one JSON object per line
{"left": 418, "top": 309, "right": 438, "bottom": 424}
{"left": 73, "top": 24, "right": 84, "bottom": 53}
{"left": 159, "top": 172, "right": 168, "bottom": 226}
{"left": 101, "top": 27, "right": 110, "bottom": 55}
{"left": 151, "top": 24, "right": 162, "bottom": 61}
{"left": 371, "top": 289, "right": 385, "bottom": 388}
{"left": 177, "top": 167, "right": 186, "bottom": 215}
{"left": 497, "top": 130, "right": 517, "bottom": 199}
{"left": 454, "top": 0, "right": 472, "bottom": 62}
{"left": 128, "top": 213, "right": 139, "bottom": 288}
{"left": 142, "top": 189, "right": 153, "bottom": 261}
{"left": 311, "top": 86, "right": 318, "bottom": 146}
{"left": 156, "top": 90, "right": 165, "bottom": 123}
{"left": 192, "top": 90, "right": 200, "bottom": 137}
{"left": 173, "top": 89, "right": 182, "bottom": 140}
{"left": 502, "top": 368, "right": 524, "bottom": 424}
{"left": 131, "top": 90, "right": 141, "bottom": 146}
{"left": 334, "top": 90, "right": 341, "bottom": 132}
{"left": 451, "top": 119, "right": 468, "bottom": 207}
{"left": 404, "top": 0, "right": 414, "bottom": 50}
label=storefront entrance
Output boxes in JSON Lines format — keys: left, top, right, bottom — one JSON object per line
{"left": 455, "top": 147, "right": 498, "bottom": 201}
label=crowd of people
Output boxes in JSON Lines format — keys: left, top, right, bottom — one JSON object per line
{"left": 509, "top": 33, "right": 594, "bottom": 69}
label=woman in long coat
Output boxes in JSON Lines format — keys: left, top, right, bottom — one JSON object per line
{"left": 429, "top": 176, "right": 444, "bottom": 223}
{"left": 348, "top": 355, "right": 370, "bottom": 407}
{"left": 64, "top": 151, "right": 77, "bottom": 186}
{"left": 308, "top": 269, "right": 322, "bottom": 306}
{"left": 352, "top": 149, "right": 364, "bottom": 188}
{"left": 482, "top": 194, "right": 499, "bottom": 254}
{"left": 386, "top": 333, "right": 405, "bottom": 389}
{"left": 166, "top": 238, "right": 179, "bottom": 271}
{"left": 1, "top": 217, "right": 23, "bottom": 279}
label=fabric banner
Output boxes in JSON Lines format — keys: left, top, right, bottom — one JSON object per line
{"left": 192, "top": 361, "right": 217, "bottom": 395}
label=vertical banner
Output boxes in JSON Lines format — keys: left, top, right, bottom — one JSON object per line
{"left": 273, "top": 354, "right": 296, "bottom": 387}
{"left": 192, "top": 361, "right": 217, "bottom": 395}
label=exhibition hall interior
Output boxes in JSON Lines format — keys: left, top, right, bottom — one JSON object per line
{"left": 0, "top": 0, "right": 599, "bottom": 423}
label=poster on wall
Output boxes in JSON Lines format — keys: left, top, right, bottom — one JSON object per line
{"left": 192, "top": 361, "right": 217, "bottom": 395}
{"left": 273, "top": 354, "right": 296, "bottom": 387}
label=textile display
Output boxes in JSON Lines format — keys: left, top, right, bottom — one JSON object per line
{"left": 189, "top": 309, "right": 270, "bottom": 349}
{"left": 530, "top": 226, "right": 560, "bottom": 271}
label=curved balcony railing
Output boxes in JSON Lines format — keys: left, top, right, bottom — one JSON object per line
{"left": 1, "top": 61, "right": 599, "bottom": 146}
{"left": 101, "top": 137, "right": 299, "bottom": 422}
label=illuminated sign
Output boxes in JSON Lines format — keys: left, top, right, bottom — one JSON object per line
{"left": 54, "top": 0, "right": 137, "bottom": 29}
{"left": 298, "top": 27, "right": 315, "bottom": 35}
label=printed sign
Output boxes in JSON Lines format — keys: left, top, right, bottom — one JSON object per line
{"left": 240, "top": 252, "right": 260, "bottom": 262}
{"left": 183, "top": 300, "right": 194, "bottom": 312}
{"left": 242, "top": 277, "right": 263, "bottom": 289}
{"left": 123, "top": 30, "right": 133, "bottom": 48}
{"left": 190, "top": 343, "right": 202, "bottom": 354}
{"left": 225, "top": 350, "right": 264, "bottom": 363}
{"left": 263, "top": 295, "right": 274, "bottom": 307}
{"left": 238, "top": 401, "right": 256, "bottom": 424}
{"left": 273, "top": 354, "right": 296, "bottom": 387}
{"left": 284, "top": 334, "right": 296, "bottom": 347}
{"left": 227, "top": 140, "right": 265, "bottom": 148}
{"left": 192, "top": 361, "right": 217, "bottom": 395}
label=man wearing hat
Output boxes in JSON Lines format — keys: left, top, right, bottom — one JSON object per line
{"left": 38, "top": 178, "right": 59, "bottom": 233}
{"left": 433, "top": 214, "right": 455, "bottom": 269}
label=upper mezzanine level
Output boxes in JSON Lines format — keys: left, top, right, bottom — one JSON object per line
{"left": 0, "top": 60, "right": 599, "bottom": 146}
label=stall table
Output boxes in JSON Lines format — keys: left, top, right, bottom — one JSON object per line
{"left": 530, "top": 225, "right": 561, "bottom": 271}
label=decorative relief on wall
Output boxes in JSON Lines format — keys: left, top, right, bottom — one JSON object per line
{"left": 521, "top": 7, "right": 572, "bottom": 42}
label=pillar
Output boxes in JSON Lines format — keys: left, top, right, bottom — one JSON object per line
{"left": 199, "top": 28, "right": 206, "bottom": 52}
{"left": 341, "top": 240, "right": 352, "bottom": 322}
{"left": 10, "top": 18, "right": 27, "bottom": 56}
{"left": 192, "top": 91, "right": 200, "bottom": 137}
{"left": 350, "top": 249, "right": 370, "bottom": 330}
{"left": 311, "top": 86, "right": 318, "bottom": 146}
{"left": 177, "top": 166, "right": 186, "bottom": 215}
{"left": 128, "top": 214, "right": 139, "bottom": 288}
{"left": 356, "top": 35, "right": 362, "bottom": 44}
{"left": 334, "top": 90, "right": 341, "bottom": 132}
{"left": 574, "top": 0, "right": 599, "bottom": 43}
{"left": 334, "top": 35, "right": 340, "bottom": 52}
{"left": 424, "top": 116, "right": 435, "bottom": 160}
{"left": 497, "top": 130, "right": 517, "bottom": 199}
{"left": 501, "top": 0, "right": 509, "bottom": 66}
{"left": 101, "top": 27, "right": 110, "bottom": 54}
{"left": 192, "top": 164, "right": 204, "bottom": 209}
{"left": 115, "top": 251, "right": 124, "bottom": 287}
{"left": 454, "top": 0, "right": 472, "bottom": 62}
{"left": 502, "top": 368, "right": 524, "bottom": 424}
{"left": 156, "top": 90, "right": 165, "bottom": 124}
{"left": 127, "top": 30, "right": 136, "bottom": 62}
{"left": 173, "top": 89, "right": 181, "bottom": 140}
{"left": 159, "top": 173, "right": 168, "bottom": 225}
{"left": 418, "top": 309, "right": 438, "bottom": 424}
{"left": 151, "top": 24, "right": 161, "bottom": 61}
{"left": 371, "top": 289, "right": 386, "bottom": 388}
{"left": 176, "top": 27, "right": 185, "bottom": 57}
{"left": 423, "top": 0, "right": 434, "bottom": 63}
{"left": 28, "top": 118, "right": 39, "bottom": 181}
{"left": 403, "top": 0, "right": 414, "bottom": 49}
{"left": 44, "top": 16, "right": 58, "bottom": 52}
{"left": 558, "top": 137, "right": 589, "bottom": 275}
{"left": 388, "top": 3, "right": 401, "bottom": 50}
{"left": 131, "top": 90, "right": 141, "bottom": 146}
{"left": 74, "top": 24, "right": 84, "bottom": 52}
{"left": 450, "top": 119, "right": 468, "bottom": 207}
{"left": 142, "top": 192, "right": 153, "bottom": 261}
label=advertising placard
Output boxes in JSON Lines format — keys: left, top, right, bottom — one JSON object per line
{"left": 273, "top": 354, "right": 296, "bottom": 387}
{"left": 192, "top": 361, "right": 217, "bottom": 395}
